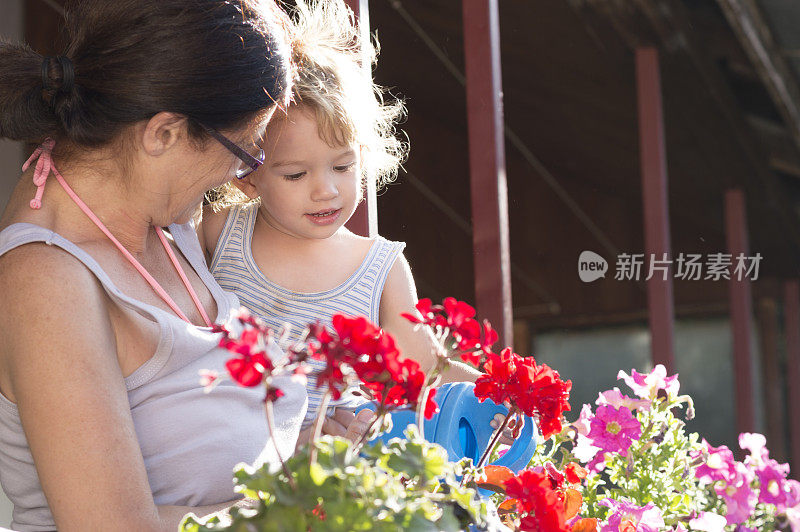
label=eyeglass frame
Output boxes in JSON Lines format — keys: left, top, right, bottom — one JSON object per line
{"left": 198, "top": 122, "right": 265, "bottom": 180}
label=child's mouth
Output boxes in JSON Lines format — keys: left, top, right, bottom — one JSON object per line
{"left": 305, "top": 208, "right": 342, "bottom": 226}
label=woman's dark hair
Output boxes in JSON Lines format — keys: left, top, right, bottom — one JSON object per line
{"left": 0, "top": 0, "right": 292, "bottom": 146}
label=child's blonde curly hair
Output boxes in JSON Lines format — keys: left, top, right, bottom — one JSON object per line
{"left": 210, "top": 0, "right": 407, "bottom": 210}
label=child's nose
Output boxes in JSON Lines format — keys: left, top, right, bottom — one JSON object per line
{"left": 311, "top": 173, "right": 339, "bottom": 202}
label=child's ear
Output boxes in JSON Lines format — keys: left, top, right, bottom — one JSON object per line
{"left": 231, "top": 175, "right": 260, "bottom": 200}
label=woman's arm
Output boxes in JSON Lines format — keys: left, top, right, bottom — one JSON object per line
{"left": 0, "top": 244, "right": 222, "bottom": 531}
{"left": 379, "top": 253, "right": 480, "bottom": 383}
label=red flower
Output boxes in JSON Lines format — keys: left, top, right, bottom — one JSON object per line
{"left": 225, "top": 351, "right": 271, "bottom": 387}
{"left": 504, "top": 470, "right": 568, "bottom": 532}
{"left": 401, "top": 298, "right": 446, "bottom": 327}
{"left": 402, "top": 298, "right": 498, "bottom": 367}
{"left": 311, "top": 502, "right": 326, "bottom": 521}
{"left": 474, "top": 348, "right": 571, "bottom": 439}
{"left": 424, "top": 387, "right": 439, "bottom": 419}
{"left": 216, "top": 309, "right": 276, "bottom": 388}
{"left": 480, "top": 319, "right": 499, "bottom": 354}
{"left": 545, "top": 462, "right": 565, "bottom": 490}
{"left": 311, "top": 314, "right": 432, "bottom": 413}
{"left": 453, "top": 317, "right": 482, "bottom": 350}
{"left": 564, "top": 462, "right": 587, "bottom": 485}
{"left": 264, "top": 387, "right": 284, "bottom": 403}
{"left": 442, "top": 297, "right": 476, "bottom": 329}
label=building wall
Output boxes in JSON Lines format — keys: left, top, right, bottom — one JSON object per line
{"left": 1, "top": 3, "right": 25, "bottom": 528}
{"left": 534, "top": 317, "right": 765, "bottom": 452}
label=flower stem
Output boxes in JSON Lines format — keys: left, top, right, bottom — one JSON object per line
{"left": 265, "top": 395, "right": 296, "bottom": 490}
{"left": 476, "top": 406, "right": 518, "bottom": 469}
{"left": 415, "top": 374, "right": 442, "bottom": 440}
{"left": 309, "top": 391, "right": 331, "bottom": 465}
{"left": 354, "top": 392, "right": 388, "bottom": 452}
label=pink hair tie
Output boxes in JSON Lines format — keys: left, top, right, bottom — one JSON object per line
{"left": 22, "top": 138, "right": 56, "bottom": 209}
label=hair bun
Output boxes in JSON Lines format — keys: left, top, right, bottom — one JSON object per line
{"left": 42, "top": 56, "right": 75, "bottom": 95}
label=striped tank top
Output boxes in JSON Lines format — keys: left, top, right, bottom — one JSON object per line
{"left": 209, "top": 205, "right": 406, "bottom": 426}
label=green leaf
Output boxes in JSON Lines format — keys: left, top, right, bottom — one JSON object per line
{"left": 308, "top": 461, "right": 329, "bottom": 486}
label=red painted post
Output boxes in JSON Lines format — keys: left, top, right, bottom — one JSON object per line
{"left": 635, "top": 47, "right": 677, "bottom": 374}
{"left": 785, "top": 280, "right": 800, "bottom": 479}
{"left": 726, "top": 189, "right": 755, "bottom": 435}
{"left": 462, "top": 0, "right": 513, "bottom": 346}
{"left": 343, "top": 0, "right": 377, "bottom": 238}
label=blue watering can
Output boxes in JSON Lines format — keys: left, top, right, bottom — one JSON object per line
{"left": 355, "top": 382, "right": 538, "bottom": 473}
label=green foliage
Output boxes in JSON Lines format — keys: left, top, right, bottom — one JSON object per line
{"left": 541, "top": 394, "right": 710, "bottom": 527}
{"left": 180, "top": 428, "right": 492, "bottom": 532}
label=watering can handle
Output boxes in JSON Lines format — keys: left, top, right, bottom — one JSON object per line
{"left": 434, "top": 383, "right": 537, "bottom": 472}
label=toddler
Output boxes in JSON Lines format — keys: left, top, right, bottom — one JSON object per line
{"left": 200, "top": 0, "right": 479, "bottom": 438}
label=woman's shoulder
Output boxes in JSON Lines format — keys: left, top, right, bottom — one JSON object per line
{"left": 0, "top": 240, "right": 111, "bottom": 398}
{"left": 0, "top": 239, "right": 106, "bottom": 313}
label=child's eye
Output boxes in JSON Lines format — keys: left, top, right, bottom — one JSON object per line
{"left": 283, "top": 171, "right": 306, "bottom": 181}
{"left": 334, "top": 162, "right": 356, "bottom": 172}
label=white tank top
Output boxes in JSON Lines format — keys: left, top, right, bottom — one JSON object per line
{"left": 0, "top": 222, "right": 308, "bottom": 531}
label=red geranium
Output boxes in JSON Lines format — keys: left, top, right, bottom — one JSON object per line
{"left": 310, "top": 314, "right": 439, "bottom": 418}
{"left": 401, "top": 298, "right": 499, "bottom": 366}
{"left": 424, "top": 387, "right": 439, "bottom": 419}
{"left": 225, "top": 351, "right": 272, "bottom": 387}
{"left": 564, "top": 462, "right": 588, "bottom": 485}
{"left": 401, "top": 298, "right": 446, "bottom": 328}
{"left": 216, "top": 310, "right": 281, "bottom": 400}
{"left": 504, "top": 470, "right": 568, "bottom": 532}
{"left": 500, "top": 465, "right": 590, "bottom": 532}
{"left": 474, "top": 348, "right": 571, "bottom": 439}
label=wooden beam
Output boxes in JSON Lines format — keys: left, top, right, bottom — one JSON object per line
{"left": 755, "top": 297, "right": 786, "bottom": 461}
{"left": 725, "top": 188, "right": 756, "bottom": 435}
{"left": 784, "top": 280, "right": 800, "bottom": 479}
{"left": 715, "top": 0, "right": 800, "bottom": 155}
{"left": 744, "top": 115, "right": 800, "bottom": 179}
{"left": 343, "top": 0, "right": 377, "bottom": 238}
{"left": 462, "top": 0, "right": 513, "bottom": 346}
{"left": 513, "top": 319, "right": 531, "bottom": 356}
{"left": 636, "top": 47, "right": 677, "bottom": 374}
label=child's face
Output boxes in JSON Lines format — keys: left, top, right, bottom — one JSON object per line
{"left": 237, "top": 106, "right": 361, "bottom": 240}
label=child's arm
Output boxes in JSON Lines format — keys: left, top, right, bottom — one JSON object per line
{"left": 197, "top": 204, "right": 229, "bottom": 264}
{"left": 380, "top": 254, "right": 480, "bottom": 382}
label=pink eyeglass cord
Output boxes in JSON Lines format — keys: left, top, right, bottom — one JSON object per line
{"left": 23, "top": 138, "right": 213, "bottom": 328}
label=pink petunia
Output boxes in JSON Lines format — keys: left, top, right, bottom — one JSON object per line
{"left": 572, "top": 403, "right": 594, "bottom": 437}
{"left": 739, "top": 432, "right": 769, "bottom": 467}
{"left": 596, "top": 387, "right": 651, "bottom": 412}
{"left": 785, "top": 479, "right": 800, "bottom": 532}
{"left": 598, "top": 499, "right": 664, "bottom": 532}
{"left": 688, "top": 511, "right": 726, "bottom": 531}
{"left": 756, "top": 458, "right": 791, "bottom": 510}
{"left": 587, "top": 405, "right": 641, "bottom": 456}
{"left": 714, "top": 461, "right": 756, "bottom": 526}
{"left": 692, "top": 439, "right": 737, "bottom": 485}
{"left": 617, "top": 364, "right": 680, "bottom": 400}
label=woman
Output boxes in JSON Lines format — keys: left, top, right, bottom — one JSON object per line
{"left": 0, "top": 1, "right": 307, "bottom": 530}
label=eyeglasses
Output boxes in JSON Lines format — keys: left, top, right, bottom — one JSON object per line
{"left": 199, "top": 123, "right": 265, "bottom": 180}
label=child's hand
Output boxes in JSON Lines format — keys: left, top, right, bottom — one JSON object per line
{"left": 294, "top": 408, "right": 377, "bottom": 450}
{"left": 490, "top": 411, "right": 523, "bottom": 446}
{"left": 342, "top": 409, "right": 376, "bottom": 443}
{"left": 321, "top": 408, "right": 376, "bottom": 443}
